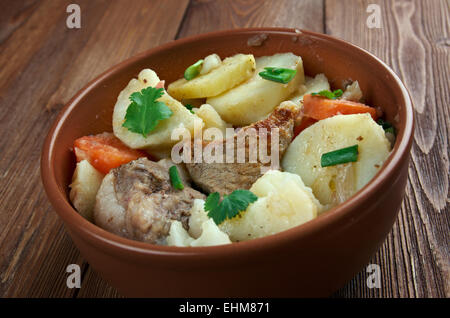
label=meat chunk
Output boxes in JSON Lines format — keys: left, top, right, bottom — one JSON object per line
{"left": 186, "top": 102, "right": 299, "bottom": 195}
{"left": 94, "top": 158, "right": 205, "bottom": 244}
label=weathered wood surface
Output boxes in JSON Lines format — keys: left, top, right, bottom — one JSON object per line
{"left": 0, "top": 0, "right": 190, "bottom": 298}
{"left": 0, "top": 0, "right": 448, "bottom": 298}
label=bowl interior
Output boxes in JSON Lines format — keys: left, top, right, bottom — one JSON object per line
{"left": 46, "top": 28, "right": 411, "bottom": 248}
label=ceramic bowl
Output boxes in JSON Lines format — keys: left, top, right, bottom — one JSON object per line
{"left": 41, "top": 28, "right": 414, "bottom": 297}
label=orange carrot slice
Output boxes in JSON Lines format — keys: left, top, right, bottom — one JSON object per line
{"left": 74, "top": 132, "right": 148, "bottom": 174}
{"left": 303, "top": 94, "right": 377, "bottom": 120}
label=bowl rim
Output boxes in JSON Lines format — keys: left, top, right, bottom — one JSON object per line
{"left": 41, "top": 27, "right": 414, "bottom": 261}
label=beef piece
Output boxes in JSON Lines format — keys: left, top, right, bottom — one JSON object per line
{"left": 186, "top": 102, "right": 299, "bottom": 195}
{"left": 94, "top": 158, "right": 205, "bottom": 245}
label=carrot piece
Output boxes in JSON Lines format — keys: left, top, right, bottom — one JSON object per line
{"left": 303, "top": 94, "right": 378, "bottom": 120}
{"left": 294, "top": 116, "right": 317, "bottom": 138}
{"left": 74, "top": 132, "right": 148, "bottom": 174}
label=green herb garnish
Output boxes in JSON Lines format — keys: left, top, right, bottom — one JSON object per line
{"left": 185, "top": 104, "right": 195, "bottom": 114}
{"left": 204, "top": 190, "right": 258, "bottom": 225}
{"left": 311, "top": 89, "right": 343, "bottom": 100}
{"left": 377, "top": 119, "right": 396, "bottom": 135}
{"left": 184, "top": 59, "right": 204, "bottom": 80}
{"left": 122, "top": 87, "right": 173, "bottom": 138}
{"left": 169, "top": 165, "right": 184, "bottom": 190}
{"left": 321, "top": 145, "right": 359, "bottom": 167}
{"left": 259, "top": 67, "right": 297, "bottom": 84}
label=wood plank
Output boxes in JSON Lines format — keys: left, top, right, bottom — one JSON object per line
{"left": 76, "top": 266, "right": 123, "bottom": 298}
{"left": 0, "top": 0, "right": 189, "bottom": 297}
{"left": 177, "top": 0, "right": 324, "bottom": 39}
{"left": 325, "top": 0, "right": 449, "bottom": 297}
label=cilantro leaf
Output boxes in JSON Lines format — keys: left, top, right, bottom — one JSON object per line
{"left": 204, "top": 190, "right": 258, "bottom": 225}
{"left": 205, "top": 192, "right": 220, "bottom": 212}
{"left": 311, "top": 89, "right": 343, "bottom": 100}
{"left": 122, "top": 87, "right": 173, "bottom": 138}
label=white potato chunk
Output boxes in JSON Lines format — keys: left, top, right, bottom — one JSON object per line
{"left": 69, "top": 160, "right": 104, "bottom": 221}
{"left": 200, "top": 53, "right": 222, "bottom": 75}
{"left": 113, "top": 69, "right": 200, "bottom": 153}
{"left": 288, "top": 73, "right": 330, "bottom": 105}
{"left": 168, "top": 54, "right": 256, "bottom": 100}
{"left": 194, "top": 103, "right": 231, "bottom": 135}
{"left": 167, "top": 221, "right": 195, "bottom": 246}
{"left": 168, "top": 201, "right": 231, "bottom": 247}
{"left": 207, "top": 53, "right": 305, "bottom": 126}
{"left": 281, "top": 114, "right": 391, "bottom": 207}
{"left": 341, "top": 80, "right": 363, "bottom": 102}
{"left": 219, "top": 170, "right": 321, "bottom": 242}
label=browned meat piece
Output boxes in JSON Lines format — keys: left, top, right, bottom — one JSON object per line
{"left": 94, "top": 158, "right": 205, "bottom": 245}
{"left": 186, "top": 102, "right": 300, "bottom": 195}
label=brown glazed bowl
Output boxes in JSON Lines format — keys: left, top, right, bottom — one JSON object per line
{"left": 41, "top": 28, "right": 414, "bottom": 297}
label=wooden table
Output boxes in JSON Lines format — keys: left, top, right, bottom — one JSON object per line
{"left": 0, "top": 0, "right": 448, "bottom": 298}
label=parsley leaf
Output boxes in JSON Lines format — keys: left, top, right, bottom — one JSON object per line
{"left": 122, "top": 87, "right": 173, "bottom": 138}
{"left": 204, "top": 190, "right": 258, "bottom": 225}
{"left": 311, "top": 89, "right": 343, "bottom": 100}
{"left": 205, "top": 192, "right": 221, "bottom": 212}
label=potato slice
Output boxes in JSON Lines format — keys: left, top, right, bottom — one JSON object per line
{"left": 207, "top": 53, "right": 305, "bottom": 126}
{"left": 167, "top": 54, "right": 256, "bottom": 100}
{"left": 281, "top": 114, "right": 391, "bottom": 207}
{"left": 288, "top": 73, "right": 330, "bottom": 105}
{"left": 69, "top": 160, "right": 104, "bottom": 221}
{"left": 219, "top": 170, "right": 321, "bottom": 242}
{"left": 113, "top": 69, "right": 200, "bottom": 152}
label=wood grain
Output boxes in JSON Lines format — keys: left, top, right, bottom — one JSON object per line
{"left": 0, "top": 0, "right": 448, "bottom": 298}
{"left": 0, "top": 0, "right": 188, "bottom": 298}
{"left": 177, "top": 0, "right": 324, "bottom": 38}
